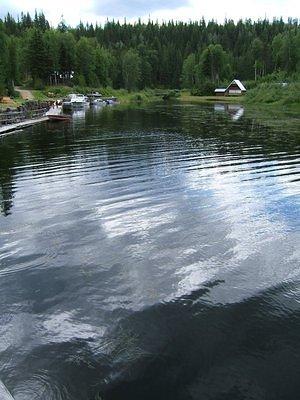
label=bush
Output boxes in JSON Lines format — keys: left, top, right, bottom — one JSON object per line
{"left": 22, "top": 79, "right": 34, "bottom": 89}
{"left": 76, "top": 75, "right": 86, "bottom": 87}
{"left": 7, "top": 82, "right": 16, "bottom": 97}
{"left": 13, "top": 90, "right": 20, "bottom": 99}
{"left": 162, "top": 89, "right": 180, "bottom": 100}
{"left": 246, "top": 82, "right": 300, "bottom": 105}
{"left": 0, "top": 82, "right": 6, "bottom": 97}
{"left": 133, "top": 94, "right": 143, "bottom": 102}
{"left": 244, "top": 71, "right": 288, "bottom": 90}
{"left": 33, "top": 78, "right": 45, "bottom": 90}
{"left": 191, "top": 81, "right": 215, "bottom": 96}
{"left": 44, "top": 86, "right": 73, "bottom": 97}
{"left": 190, "top": 88, "right": 202, "bottom": 96}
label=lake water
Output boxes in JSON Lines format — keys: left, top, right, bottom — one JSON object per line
{"left": 0, "top": 103, "right": 299, "bottom": 400}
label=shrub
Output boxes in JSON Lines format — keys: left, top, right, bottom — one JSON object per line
{"left": 191, "top": 81, "right": 215, "bottom": 96}
{"left": 246, "top": 82, "right": 300, "bottom": 105}
{"left": 77, "top": 75, "right": 86, "bottom": 87}
{"left": 162, "top": 89, "right": 180, "bottom": 100}
{"left": 33, "top": 78, "right": 45, "bottom": 90}
{"left": 0, "top": 82, "right": 6, "bottom": 97}
{"left": 12, "top": 90, "right": 20, "bottom": 99}
{"left": 133, "top": 94, "right": 143, "bottom": 102}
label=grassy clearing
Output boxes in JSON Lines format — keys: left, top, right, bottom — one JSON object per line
{"left": 179, "top": 90, "right": 245, "bottom": 104}
{"left": 31, "top": 90, "right": 50, "bottom": 101}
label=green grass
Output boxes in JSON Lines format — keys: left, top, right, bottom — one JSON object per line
{"left": 179, "top": 81, "right": 300, "bottom": 108}
{"left": 114, "top": 89, "right": 164, "bottom": 104}
{"left": 31, "top": 90, "right": 50, "bottom": 101}
{"left": 0, "top": 97, "right": 23, "bottom": 109}
{"left": 245, "top": 82, "right": 300, "bottom": 107}
{"left": 179, "top": 90, "right": 245, "bottom": 103}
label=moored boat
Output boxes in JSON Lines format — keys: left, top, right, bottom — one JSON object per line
{"left": 103, "top": 96, "right": 118, "bottom": 105}
{"left": 62, "top": 94, "right": 89, "bottom": 109}
{"left": 48, "top": 114, "right": 71, "bottom": 121}
{"left": 87, "top": 92, "right": 104, "bottom": 105}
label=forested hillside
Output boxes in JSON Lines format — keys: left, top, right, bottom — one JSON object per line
{"left": 0, "top": 12, "right": 299, "bottom": 95}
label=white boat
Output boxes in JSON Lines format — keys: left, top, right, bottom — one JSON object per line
{"left": 87, "top": 92, "right": 104, "bottom": 105}
{"left": 103, "top": 97, "right": 118, "bottom": 105}
{"left": 90, "top": 98, "right": 104, "bottom": 106}
{"left": 62, "top": 94, "right": 89, "bottom": 109}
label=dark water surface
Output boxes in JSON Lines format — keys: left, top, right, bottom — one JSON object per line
{"left": 0, "top": 103, "right": 299, "bottom": 400}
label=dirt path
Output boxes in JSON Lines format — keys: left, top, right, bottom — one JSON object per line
{"left": 15, "top": 87, "right": 34, "bottom": 100}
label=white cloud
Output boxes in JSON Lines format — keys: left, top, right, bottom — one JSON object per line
{"left": 1, "top": 0, "right": 97, "bottom": 26}
{"left": 145, "top": 0, "right": 299, "bottom": 24}
{"left": 0, "top": 0, "right": 299, "bottom": 26}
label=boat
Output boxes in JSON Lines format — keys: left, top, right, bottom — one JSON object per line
{"left": 48, "top": 114, "right": 71, "bottom": 122}
{"left": 103, "top": 97, "right": 118, "bottom": 105}
{"left": 62, "top": 94, "right": 89, "bottom": 109}
{"left": 87, "top": 92, "right": 104, "bottom": 105}
{"left": 46, "top": 106, "right": 71, "bottom": 121}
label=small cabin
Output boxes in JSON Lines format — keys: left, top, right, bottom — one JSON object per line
{"left": 215, "top": 79, "right": 246, "bottom": 96}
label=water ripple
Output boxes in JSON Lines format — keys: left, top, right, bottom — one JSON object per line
{"left": 0, "top": 103, "right": 299, "bottom": 399}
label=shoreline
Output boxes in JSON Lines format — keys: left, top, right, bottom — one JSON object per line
{"left": 1, "top": 87, "right": 299, "bottom": 112}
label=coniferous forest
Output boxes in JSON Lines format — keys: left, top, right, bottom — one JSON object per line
{"left": 0, "top": 12, "right": 300, "bottom": 95}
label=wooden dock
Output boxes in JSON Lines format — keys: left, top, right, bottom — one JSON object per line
{"left": 0, "top": 116, "right": 49, "bottom": 135}
{"left": 0, "top": 380, "right": 15, "bottom": 400}
{"left": 0, "top": 101, "right": 54, "bottom": 135}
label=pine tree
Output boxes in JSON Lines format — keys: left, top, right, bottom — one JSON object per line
{"left": 122, "top": 49, "right": 141, "bottom": 91}
{"left": 75, "top": 37, "right": 96, "bottom": 85}
{"left": 26, "top": 28, "right": 49, "bottom": 85}
{"left": 199, "top": 44, "right": 230, "bottom": 83}
{"left": 0, "top": 28, "right": 8, "bottom": 95}
{"left": 182, "top": 53, "right": 196, "bottom": 88}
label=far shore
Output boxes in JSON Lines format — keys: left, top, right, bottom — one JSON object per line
{"left": 1, "top": 86, "right": 299, "bottom": 111}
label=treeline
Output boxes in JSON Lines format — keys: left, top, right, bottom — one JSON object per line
{"left": 0, "top": 11, "right": 300, "bottom": 95}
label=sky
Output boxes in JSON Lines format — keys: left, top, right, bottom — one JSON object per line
{"left": 0, "top": 0, "right": 299, "bottom": 26}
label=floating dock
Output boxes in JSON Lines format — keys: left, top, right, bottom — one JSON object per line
{"left": 0, "top": 116, "right": 49, "bottom": 135}
{"left": 0, "top": 380, "right": 14, "bottom": 399}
